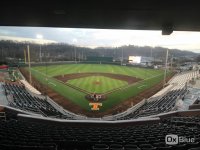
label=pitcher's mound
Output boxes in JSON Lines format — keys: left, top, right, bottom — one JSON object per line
{"left": 93, "top": 81, "right": 101, "bottom": 85}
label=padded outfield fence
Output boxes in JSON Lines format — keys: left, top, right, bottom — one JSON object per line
{"left": 19, "top": 60, "right": 154, "bottom": 69}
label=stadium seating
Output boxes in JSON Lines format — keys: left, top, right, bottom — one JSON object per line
{"left": 0, "top": 114, "right": 199, "bottom": 150}
{"left": 1, "top": 83, "right": 72, "bottom": 119}
{"left": 119, "top": 88, "right": 187, "bottom": 120}
{"left": 114, "top": 71, "right": 200, "bottom": 120}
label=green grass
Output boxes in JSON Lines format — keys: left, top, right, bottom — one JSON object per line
{"left": 67, "top": 76, "right": 128, "bottom": 93}
{"left": 102, "top": 73, "right": 165, "bottom": 111}
{"left": 30, "top": 68, "right": 90, "bottom": 110}
{"left": 33, "top": 64, "right": 162, "bottom": 79}
{"left": 28, "top": 64, "right": 167, "bottom": 112}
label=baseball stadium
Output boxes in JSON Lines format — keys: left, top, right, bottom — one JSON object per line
{"left": 1, "top": 47, "right": 200, "bottom": 149}
{"left": 1, "top": 3, "right": 200, "bottom": 148}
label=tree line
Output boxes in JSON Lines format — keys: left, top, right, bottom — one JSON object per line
{"left": 0, "top": 40, "right": 198, "bottom": 64}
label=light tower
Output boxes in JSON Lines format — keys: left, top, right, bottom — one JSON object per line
{"left": 121, "top": 46, "right": 124, "bottom": 65}
{"left": 72, "top": 39, "right": 78, "bottom": 63}
{"left": 163, "top": 48, "right": 169, "bottom": 88}
{"left": 36, "top": 34, "right": 43, "bottom": 62}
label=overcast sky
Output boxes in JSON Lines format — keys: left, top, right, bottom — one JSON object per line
{"left": 0, "top": 26, "right": 200, "bottom": 53}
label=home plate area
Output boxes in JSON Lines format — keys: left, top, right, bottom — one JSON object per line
{"left": 85, "top": 93, "right": 106, "bottom": 102}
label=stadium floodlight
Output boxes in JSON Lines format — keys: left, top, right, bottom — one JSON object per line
{"left": 36, "top": 34, "right": 43, "bottom": 39}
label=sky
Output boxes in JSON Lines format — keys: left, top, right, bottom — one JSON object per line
{"left": 0, "top": 26, "right": 200, "bottom": 53}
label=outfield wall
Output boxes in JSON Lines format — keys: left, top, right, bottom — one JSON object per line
{"left": 21, "top": 61, "right": 154, "bottom": 69}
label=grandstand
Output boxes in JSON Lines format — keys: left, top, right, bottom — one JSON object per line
{"left": 1, "top": 1, "right": 200, "bottom": 149}
{"left": 0, "top": 62, "right": 200, "bottom": 150}
{"left": 0, "top": 82, "right": 75, "bottom": 119}
{"left": 110, "top": 71, "right": 200, "bottom": 120}
{"left": 3, "top": 83, "right": 61, "bottom": 116}
{"left": 118, "top": 89, "right": 187, "bottom": 120}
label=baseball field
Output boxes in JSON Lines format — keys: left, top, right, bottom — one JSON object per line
{"left": 24, "top": 64, "right": 168, "bottom": 112}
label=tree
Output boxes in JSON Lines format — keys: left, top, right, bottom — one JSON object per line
{"left": 195, "top": 55, "right": 200, "bottom": 62}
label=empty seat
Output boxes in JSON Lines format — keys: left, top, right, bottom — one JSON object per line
{"left": 188, "top": 148, "right": 200, "bottom": 150}
{"left": 109, "top": 144, "right": 123, "bottom": 150}
{"left": 139, "top": 144, "right": 156, "bottom": 150}
{"left": 153, "top": 142, "right": 172, "bottom": 150}
{"left": 171, "top": 144, "right": 187, "bottom": 150}
{"left": 0, "top": 144, "right": 56, "bottom": 150}
{"left": 124, "top": 144, "right": 140, "bottom": 150}
{"left": 92, "top": 144, "right": 109, "bottom": 150}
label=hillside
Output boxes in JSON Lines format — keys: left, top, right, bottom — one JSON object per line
{"left": 0, "top": 40, "right": 198, "bottom": 62}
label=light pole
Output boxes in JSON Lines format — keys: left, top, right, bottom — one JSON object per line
{"left": 82, "top": 50, "right": 84, "bottom": 61}
{"left": 36, "top": 34, "right": 43, "bottom": 62}
{"left": 150, "top": 47, "right": 153, "bottom": 58}
{"left": 121, "top": 46, "right": 124, "bottom": 65}
{"left": 73, "top": 39, "right": 78, "bottom": 63}
{"left": 163, "top": 48, "right": 169, "bottom": 88}
{"left": 39, "top": 45, "right": 42, "bottom": 62}
{"left": 74, "top": 46, "right": 77, "bottom": 62}
{"left": 171, "top": 55, "right": 173, "bottom": 70}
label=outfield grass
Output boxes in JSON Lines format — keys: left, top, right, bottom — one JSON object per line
{"left": 33, "top": 64, "right": 162, "bottom": 79}
{"left": 67, "top": 75, "right": 128, "bottom": 93}
{"left": 29, "top": 64, "right": 166, "bottom": 112}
